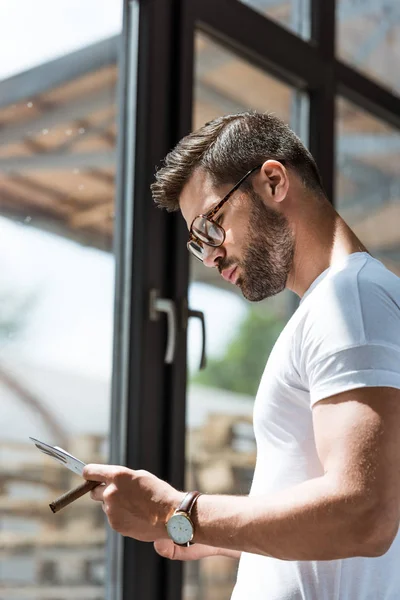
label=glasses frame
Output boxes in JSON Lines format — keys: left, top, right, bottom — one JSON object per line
{"left": 187, "top": 164, "right": 262, "bottom": 260}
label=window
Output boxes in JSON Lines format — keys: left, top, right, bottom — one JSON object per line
{"left": 336, "top": 0, "right": 400, "bottom": 95}
{"left": 336, "top": 97, "right": 400, "bottom": 275}
{"left": 0, "top": 1, "right": 122, "bottom": 598}
{"left": 240, "top": 0, "right": 310, "bottom": 39}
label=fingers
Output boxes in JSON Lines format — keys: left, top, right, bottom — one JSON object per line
{"left": 154, "top": 539, "right": 178, "bottom": 560}
{"left": 83, "top": 463, "right": 125, "bottom": 483}
{"left": 154, "top": 539, "right": 217, "bottom": 562}
{"left": 90, "top": 483, "right": 106, "bottom": 502}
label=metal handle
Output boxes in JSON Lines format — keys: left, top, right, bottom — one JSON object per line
{"left": 149, "top": 289, "right": 177, "bottom": 364}
{"left": 188, "top": 308, "right": 207, "bottom": 370}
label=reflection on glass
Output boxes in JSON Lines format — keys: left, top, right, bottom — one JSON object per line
{"left": 336, "top": 98, "right": 400, "bottom": 276}
{"left": 185, "top": 32, "right": 307, "bottom": 600}
{"left": 0, "top": 1, "right": 122, "bottom": 598}
{"left": 239, "top": 0, "right": 310, "bottom": 39}
{"left": 193, "top": 33, "right": 308, "bottom": 140}
{"left": 336, "top": 0, "right": 400, "bottom": 95}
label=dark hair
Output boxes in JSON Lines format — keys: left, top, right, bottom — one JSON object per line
{"left": 151, "top": 111, "right": 325, "bottom": 212}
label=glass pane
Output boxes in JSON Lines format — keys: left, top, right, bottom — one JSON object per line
{"left": 336, "top": 98, "right": 400, "bottom": 276}
{"left": 184, "top": 32, "right": 308, "bottom": 600}
{"left": 336, "top": 0, "right": 400, "bottom": 96}
{"left": 239, "top": 0, "right": 310, "bottom": 39}
{"left": 194, "top": 34, "right": 308, "bottom": 141}
{"left": 0, "top": 1, "right": 122, "bottom": 598}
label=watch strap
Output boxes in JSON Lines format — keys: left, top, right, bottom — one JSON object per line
{"left": 177, "top": 490, "right": 202, "bottom": 515}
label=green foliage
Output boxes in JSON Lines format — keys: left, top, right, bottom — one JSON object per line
{"left": 193, "top": 306, "right": 285, "bottom": 396}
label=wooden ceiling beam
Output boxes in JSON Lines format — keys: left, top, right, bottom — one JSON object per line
{"left": 69, "top": 202, "right": 114, "bottom": 229}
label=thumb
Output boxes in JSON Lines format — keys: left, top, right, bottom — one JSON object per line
{"left": 154, "top": 539, "right": 184, "bottom": 560}
{"left": 154, "top": 539, "right": 219, "bottom": 561}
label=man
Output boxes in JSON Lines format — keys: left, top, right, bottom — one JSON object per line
{"left": 84, "top": 112, "right": 400, "bottom": 599}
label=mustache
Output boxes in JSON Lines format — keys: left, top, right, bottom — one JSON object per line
{"left": 217, "top": 258, "right": 238, "bottom": 274}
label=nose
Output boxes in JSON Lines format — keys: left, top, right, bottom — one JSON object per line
{"left": 202, "top": 244, "right": 225, "bottom": 268}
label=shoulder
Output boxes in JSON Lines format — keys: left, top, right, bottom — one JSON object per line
{"left": 294, "top": 257, "right": 400, "bottom": 404}
{"left": 298, "top": 254, "right": 400, "bottom": 363}
{"left": 313, "top": 253, "right": 399, "bottom": 305}
{"left": 356, "top": 257, "right": 400, "bottom": 330}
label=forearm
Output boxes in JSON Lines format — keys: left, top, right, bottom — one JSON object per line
{"left": 193, "top": 475, "right": 382, "bottom": 561}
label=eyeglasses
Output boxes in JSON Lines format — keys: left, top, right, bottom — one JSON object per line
{"left": 187, "top": 165, "right": 262, "bottom": 262}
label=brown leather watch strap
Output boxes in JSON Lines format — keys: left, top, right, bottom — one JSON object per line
{"left": 177, "top": 490, "right": 202, "bottom": 515}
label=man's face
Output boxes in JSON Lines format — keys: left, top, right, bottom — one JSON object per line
{"left": 180, "top": 168, "right": 295, "bottom": 302}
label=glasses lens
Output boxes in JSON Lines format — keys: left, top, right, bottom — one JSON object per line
{"left": 192, "top": 216, "right": 224, "bottom": 246}
{"left": 187, "top": 239, "right": 204, "bottom": 261}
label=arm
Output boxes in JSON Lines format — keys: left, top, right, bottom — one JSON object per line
{"left": 192, "top": 386, "right": 400, "bottom": 561}
{"left": 84, "top": 387, "right": 400, "bottom": 561}
{"left": 154, "top": 540, "right": 241, "bottom": 561}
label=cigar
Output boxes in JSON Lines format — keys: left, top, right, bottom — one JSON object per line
{"left": 49, "top": 480, "right": 100, "bottom": 513}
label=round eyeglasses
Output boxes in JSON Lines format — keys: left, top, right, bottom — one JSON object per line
{"left": 187, "top": 217, "right": 225, "bottom": 261}
{"left": 187, "top": 165, "right": 261, "bottom": 262}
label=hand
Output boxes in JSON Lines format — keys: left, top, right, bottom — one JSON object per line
{"left": 154, "top": 539, "right": 220, "bottom": 561}
{"left": 154, "top": 539, "right": 241, "bottom": 562}
{"left": 83, "top": 464, "right": 184, "bottom": 542}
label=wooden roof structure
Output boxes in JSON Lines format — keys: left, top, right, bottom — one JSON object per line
{"left": 0, "top": 37, "right": 118, "bottom": 252}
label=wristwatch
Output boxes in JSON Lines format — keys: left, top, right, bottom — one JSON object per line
{"left": 165, "top": 491, "right": 202, "bottom": 547}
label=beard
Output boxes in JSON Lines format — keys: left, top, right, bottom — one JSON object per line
{"left": 229, "top": 189, "right": 294, "bottom": 302}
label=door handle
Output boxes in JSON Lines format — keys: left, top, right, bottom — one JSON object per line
{"left": 149, "top": 289, "right": 177, "bottom": 364}
{"left": 188, "top": 308, "right": 207, "bottom": 370}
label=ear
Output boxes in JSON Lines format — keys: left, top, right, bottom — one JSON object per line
{"left": 258, "top": 159, "right": 289, "bottom": 204}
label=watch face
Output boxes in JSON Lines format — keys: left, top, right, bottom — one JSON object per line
{"left": 166, "top": 513, "right": 194, "bottom": 545}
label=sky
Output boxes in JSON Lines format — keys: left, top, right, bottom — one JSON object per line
{"left": 0, "top": 0, "right": 246, "bottom": 383}
{"left": 0, "top": 0, "right": 123, "bottom": 81}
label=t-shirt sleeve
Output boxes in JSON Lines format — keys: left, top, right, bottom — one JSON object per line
{"left": 299, "top": 271, "right": 400, "bottom": 407}
{"left": 307, "top": 344, "right": 400, "bottom": 406}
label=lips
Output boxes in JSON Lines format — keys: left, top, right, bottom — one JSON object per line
{"left": 221, "top": 266, "right": 238, "bottom": 283}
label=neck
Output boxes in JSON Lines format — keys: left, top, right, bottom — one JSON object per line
{"left": 287, "top": 199, "right": 368, "bottom": 298}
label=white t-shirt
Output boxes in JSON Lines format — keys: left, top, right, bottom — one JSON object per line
{"left": 232, "top": 252, "right": 400, "bottom": 600}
